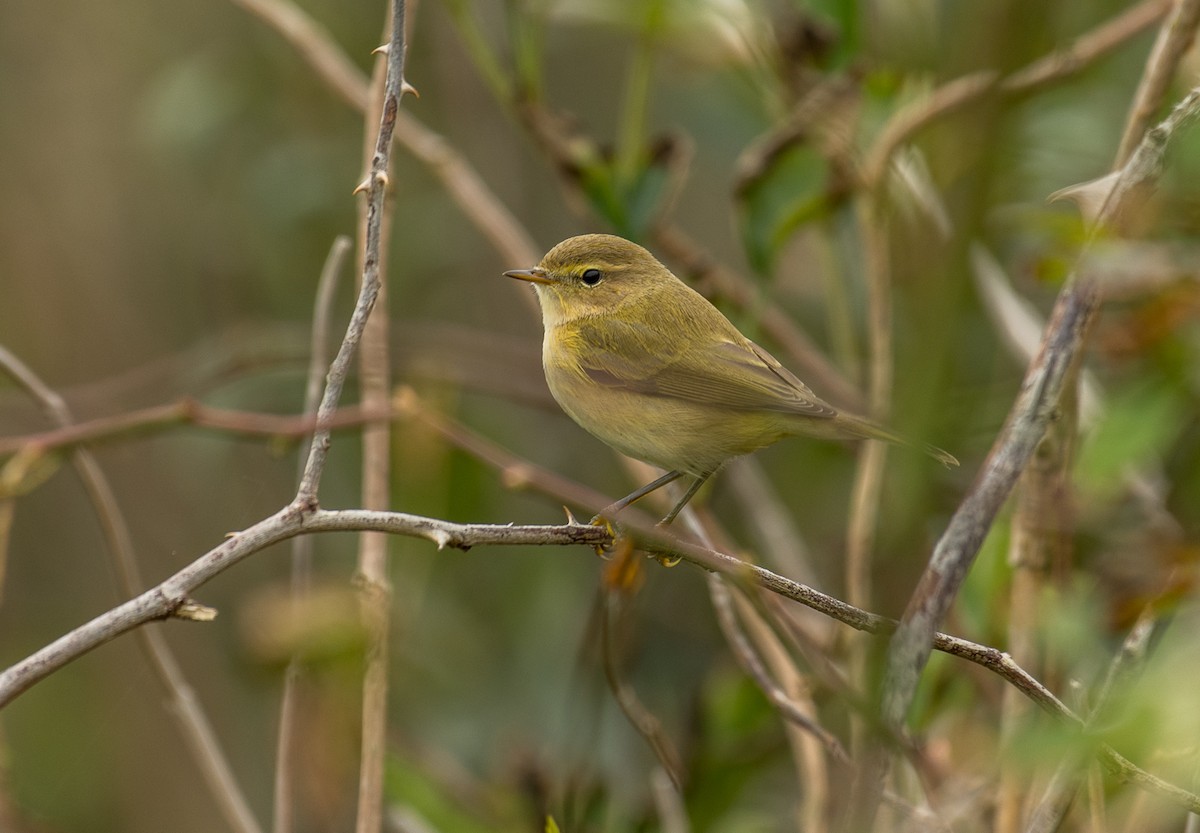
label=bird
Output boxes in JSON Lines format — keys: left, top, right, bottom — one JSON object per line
{"left": 505, "top": 233, "right": 957, "bottom": 526}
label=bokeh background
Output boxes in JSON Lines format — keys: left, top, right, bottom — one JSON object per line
{"left": 3, "top": 0, "right": 1200, "bottom": 831}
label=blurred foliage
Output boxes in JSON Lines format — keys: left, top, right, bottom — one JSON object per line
{"left": 2, "top": 0, "right": 1200, "bottom": 831}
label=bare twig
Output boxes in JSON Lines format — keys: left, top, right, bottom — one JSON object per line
{"left": 843, "top": 194, "right": 893, "bottom": 744}
{"left": 1115, "top": 0, "right": 1200, "bottom": 165}
{"left": 227, "top": 0, "right": 541, "bottom": 275}
{"left": 1001, "top": 0, "right": 1170, "bottom": 95}
{"left": 396, "top": 391, "right": 1200, "bottom": 817}
{"left": 273, "top": 235, "right": 351, "bottom": 833}
{"left": 0, "top": 345, "right": 264, "bottom": 833}
{"left": 650, "top": 767, "right": 691, "bottom": 833}
{"left": 2, "top": 484, "right": 1196, "bottom": 814}
{"left": 995, "top": 408, "right": 1074, "bottom": 833}
{"left": 295, "top": 0, "right": 407, "bottom": 505}
{"left": 353, "top": 11, "right": 400, "bottom": 833}
{"left": 0, "top": 509, "right": 612, "bottom": 709}
{"left": 1025, "top": 613, "right": 1159, "bottom": 833}
{"left": 863, "top": 0, "right": 1170, "bottom": 192}
{"left": 708, "top": 573, "right": 847, "bottom": 761}
{"left": 0, "top": 399, "right": 398, "bottom": 458}
{"left": 860, "top": 81, "right": 1200, "bottom": 832}
{"left": 349, "top": 7, "right": 411, "bottom": 832}
{"left": 599, "top": 588, "right": 685, "bottom": 789}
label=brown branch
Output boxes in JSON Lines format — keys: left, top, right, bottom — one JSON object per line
{"left": 862, "top": 0, "right": 1169, "bottom": 191}
{"left": 0, "top": 508, "right": 612, "bottom": 709}
{"left": 227, "top": 0, "right": 542, "bottom": 278}
{"left": 1, "top": 479, "right": 1195, "bottom": 814}
{"left": 0, "top": 345, "right": 264, "bottom": 833}
{"left": 1115, "top": 0, "right": 1200, "bottom": 165}
{"left": 351, "top": 7, "right": 409, "bottom": 833}
{"left": 392, "top": 392, "right": 1200, "bottom": 816}
{"left": 857, "top": 81, "right": 1200, "bottom": 833}
{"left": 0, "top": 400, "right": 395, "bottom": 459}
{"left": 1026, "top": 612, "right": 1158, "bottom": 833}
{"left": 707, "top": 573, "right": 846, "bottom": 761}
{"left": 273, "top": 236, "right": 352, "bottom": 833}
{"left": 1002, "top": 0, "right": 1170, "bottom": 94}
{"left": 600, "top": 587, "right": 685, "bottom": 789}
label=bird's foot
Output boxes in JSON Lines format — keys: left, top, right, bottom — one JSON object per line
{"left": 589, "top": 513, "right": 618, "bottom": 559}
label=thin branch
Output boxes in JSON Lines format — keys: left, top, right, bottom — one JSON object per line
{"left": 0, "top": 345, "right": 264, "bottom": 833}
{"left": 734, "top": 0, "right": 1168, "bottom": 204}
{"left": 707, "top": 573, "right": 847, "bottom": 761}
{"left": 843, "top": 193, "right": 893, "bottom": 739}
{"left": 861, "top": 81, "right": 1200, "bottom": 831}
{"left": 1115, "top": 0, "right": 1200, "bottom": 165}
{"left": 1003, "top": 0, "right": 1170, "bottom": 94}
{"left": 396, "top": 392, "right": 1200, "bottom": 817}
{"left": 0, "top": 508, "right": 611, "bottom": 709}
{"left": 295, "top": 0, "right": 407, "bottom": 504}
{"left": 0, "top": 399, "right": 394, "bottom": 459}
{"left": 1025, "top": 613, "right": 1158, "bottom": 833}
{"left": 600, "top": 588, "right": 685, "bottom": 789}
{"left": 227, "top": 0, "right": 541, "bottom": 275}
{"left": 353, "top": 7, "right": 404, "bottom": 831}
{"left": 1, "top": 490, "right": 1196, "bottom": 814}
{"left": 628, "top": 532, "right": 1200, "bottom": 815}
{"left": 862, "top": 0, "right": 1170, "bottom": 191}
{"left": 273, "top": 235, "right": 351, "bottom": 833}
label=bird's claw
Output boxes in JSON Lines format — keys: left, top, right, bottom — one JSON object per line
{"left": 589, "top": 513, "right": 617, "bottom": 558}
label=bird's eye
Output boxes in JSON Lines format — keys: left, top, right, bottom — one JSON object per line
{"left": 581, "top": 268, "right": 603, "bottom": 286}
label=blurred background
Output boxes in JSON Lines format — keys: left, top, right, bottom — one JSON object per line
{"left": 3, "top": 0, "right": 1200, "bottom": 831}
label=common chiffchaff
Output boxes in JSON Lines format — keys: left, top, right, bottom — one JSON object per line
{"left": 506, "top": 234, "right": 957, "bottom": 525}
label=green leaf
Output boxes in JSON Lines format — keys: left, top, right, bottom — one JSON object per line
{"left": 738, "top": 144, "right": 832, "bottom": 274}
{"left": 576, "top": 151, "right": 675, "bottom": 239}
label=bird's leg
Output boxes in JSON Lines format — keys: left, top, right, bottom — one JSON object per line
{"left": 657, "top": 471, "right": 712, "bottom": 527}
{"left": 591, "top": 469, "right": 685, "bottom": 525}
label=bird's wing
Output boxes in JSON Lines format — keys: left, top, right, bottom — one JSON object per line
{"left": 572, "top": 319, "right": 837, "bottom": 419}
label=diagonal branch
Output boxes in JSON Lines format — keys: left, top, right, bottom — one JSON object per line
{"left": 0, "top": 509, "right": 612, "bottom": 709}
{"left": 855, "top": 81, "right": 1200, "bottom": 833}
{"left": 0, "top": 345, "right": 264, "bottom": 833}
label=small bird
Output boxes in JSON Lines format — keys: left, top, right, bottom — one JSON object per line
{"left": 506, "top": 234, "right": 957, "bottom": 526}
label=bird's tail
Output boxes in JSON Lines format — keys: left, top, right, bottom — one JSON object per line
{"left": 835, "top": 413, "right": 959, "bottom": 468}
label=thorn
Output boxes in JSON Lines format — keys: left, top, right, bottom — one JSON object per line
{"left": 224, "top": 531, "right": 239, "bottom": 539}
{"left": 175, "top": 600, "right": 219, "bottom": 622}
{"left": 1048, "top": 171, "right": 1120, "bottom": 225}
{"left": 352, "top": 171, "right": 390, "bottom": 196}
{"left": 401, "top": 80, "right": 420, "bottom": 99}
{"left": 563, "top": 506, "right": 580, "bottom": 525}
{"left": 373, "top": 43, "right": 390, "bottom": 55}
{"left": 430, "top": 528, "right": 453, "bottom": 550}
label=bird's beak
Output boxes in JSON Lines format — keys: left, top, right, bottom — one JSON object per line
{"left": 503, "top": 267, "right": 554, "bottom": 285}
